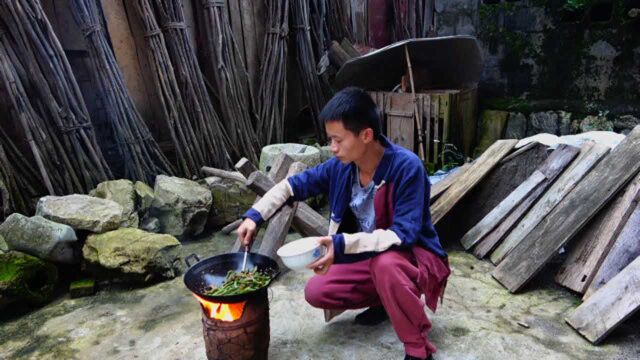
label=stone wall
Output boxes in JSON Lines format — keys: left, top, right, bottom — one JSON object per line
{"left": 436, "top": 0, "right": 640, "bottom": 115}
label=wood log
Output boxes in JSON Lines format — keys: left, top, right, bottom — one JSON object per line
{"left": 460, "top": 144, "right": 580, "bottom": 251}
{"left": 490, "top": 142, "right": 610, "bottom": 265}
{"left": 492, "top": 126, "right": 640, "bottom": 293}
{"left": 245, "top": 170, "right": 328, "bottom": 237}
{"left": 235, "top": 158, "right": 259, "bottom": 178}
{"left": 201, "top": 167, "right": 245, "bottom": 183}
{"left": 565, "top": 256, "right": 640, "bottom": 344}
{"left": 258, "top": 162, "right": 307, "bottom": 258}
{"left": 231, "top": 155, "right": 294, "bottom": 251}
{"left": 556, "top": 172, "right": 640, "bottom": 293}
{"left": 328, "top": 40, "right": 352, "bottom": 68}
{"left": 430, "top": 140, "right": 517, "bottom": 225}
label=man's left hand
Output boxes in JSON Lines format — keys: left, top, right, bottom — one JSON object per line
{"left": 307, "top": 236, "right": 334, "bottom": 275}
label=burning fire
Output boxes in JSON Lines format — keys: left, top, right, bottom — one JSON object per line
{"left": 194, "top": 295, "right": 246, "bottom": 322}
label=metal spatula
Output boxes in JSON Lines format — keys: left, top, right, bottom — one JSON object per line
{"left": 241, "top": 245, "right": 248, "bottom": 272}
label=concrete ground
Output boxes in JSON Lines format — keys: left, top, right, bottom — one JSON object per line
{"left": 1, "top": 230, "right": 638, "bottom": 360}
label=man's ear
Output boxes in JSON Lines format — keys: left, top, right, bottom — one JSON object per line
{"left": 361, "top": 128, "right": 374, "bottom": 143}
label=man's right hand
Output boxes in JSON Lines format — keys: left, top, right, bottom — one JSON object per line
{"left": 237, "top": 218, "right": 258, "bottom": 249}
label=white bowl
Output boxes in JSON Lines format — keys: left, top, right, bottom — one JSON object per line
{"left": 277, "top": 237, "right": 325, "bottom": 271}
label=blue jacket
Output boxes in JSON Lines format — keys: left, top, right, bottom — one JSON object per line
{"left": 245, "top": 136, "right": 446, "bottom": 263}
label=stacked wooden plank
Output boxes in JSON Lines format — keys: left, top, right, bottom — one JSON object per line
{"left": 369, "top": 88, "right": 478, "bottom": 168}
{"left": 440, "top": 126, "right": 640, "bottom": 345}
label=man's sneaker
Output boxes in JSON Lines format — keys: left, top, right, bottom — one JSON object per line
{"left": 354, "top": 306, "right": 388, "bottom": 326}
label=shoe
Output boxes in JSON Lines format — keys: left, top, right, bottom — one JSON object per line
{"left": 354, "top": 306, "right": 388, "bottom": 326}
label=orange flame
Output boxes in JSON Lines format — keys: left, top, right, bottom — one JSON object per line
{"left": 194, "top": 295, "right": 246, "bottom": 322}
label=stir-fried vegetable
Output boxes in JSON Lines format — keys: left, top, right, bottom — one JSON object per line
{"left": 203, "top": 268, "right": 272, "bottom": 296}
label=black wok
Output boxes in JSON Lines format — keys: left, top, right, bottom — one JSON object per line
{"left": 183, "top": 252, "right": 279, "bottom": 303}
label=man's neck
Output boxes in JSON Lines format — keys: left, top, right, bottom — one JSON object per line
{"left": 355, "top": 140, "right": 386, "bottom": 178}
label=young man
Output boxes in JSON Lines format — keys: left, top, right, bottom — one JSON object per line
{"left": 237, "top": 87, "right": 450, "bottom": 360}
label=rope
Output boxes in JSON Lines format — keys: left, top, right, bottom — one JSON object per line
{"left": 203, "top": 0, "right": 225, "bottom": 9}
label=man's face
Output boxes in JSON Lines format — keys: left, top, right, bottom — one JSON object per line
{"left": 325, "top": 120, "right": 372, "bottom": 164}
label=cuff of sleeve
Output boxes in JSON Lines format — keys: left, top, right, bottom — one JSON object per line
{"left": 332, "top": 233, "right": 346, "bottom": 264}
{"left": 243, "top": 208, "right": 264, "bottom": 226}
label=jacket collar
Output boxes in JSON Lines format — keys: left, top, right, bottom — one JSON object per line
{"left": 372, "top": 135, "right": 395, "bottom": 185}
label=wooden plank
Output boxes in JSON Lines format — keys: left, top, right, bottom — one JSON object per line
{"left": 245, "top": 171, "right": 329, "bottom": 237}
{"left": 240, "top": 0, "right": 264, "bottom": 96}
{"left": 100, "top": 0, "right": 156, "bottom": 122}
{"left": 385, "top": 94, "right": 414, "bottom": 152}
{"left": 227, "top": 0, "right": 246, "bottom": 63}
{"left": 431, "top": 165, "right": 461, "bottom": 203}
{"left": 430, "top": 140, "right": 518, "bottom": 225}
{"left": 258, "top": 162, "right": 307, "bottom": 258}
{"left": 423, "top": 94, "right": 431, "bottom": 162}
{"left": 440, "top": 94, "right": 450, "bottom": 165}
{"left": 565, "top": 256, "right": 640, "bottom": 344}
{"left": 461, "top": 144, "right": 579, "bottom": 251}
{"left": 584, "top": 202, "right": 640, "bottom": 300}
{"left": 492, "top": 126, "right": 640, "bottom": 293}
{"left": 556, "top": 172, "right": 640, "bottom": 293}
{"left": 182, "top": 0, "right": 198, "bottom": 52}
{"left": 432, "top": 94, "right": 440, "bottom": 165}
{"left": 473, "top": 182, "right": 548, "bottom": 258}
{"left": 461, "top": 171, "right": 546, "bottom": 250}
{"left": 490, "top": 142, "right": 610, "bottom": 265}
{"left": 231, "top": 155, "right": 294, "bottom": 251}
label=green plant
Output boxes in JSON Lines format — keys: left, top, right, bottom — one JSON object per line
{"left": 564, "top": 0, "right": 593, "bottom": 11}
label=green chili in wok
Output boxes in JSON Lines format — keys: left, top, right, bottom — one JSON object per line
{"left": 203, "top": 268, "right": 272, "bottom": 296}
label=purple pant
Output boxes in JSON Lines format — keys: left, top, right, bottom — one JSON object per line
{"left": 305, "top": 248, "right": 450, "bottom": 358}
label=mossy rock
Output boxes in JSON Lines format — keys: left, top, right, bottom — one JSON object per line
{"left": 69, "top": 279, "right": 96, "bottom": 298}
{"left": 83, "top": 228, "right": 182, "bottom": 283}
{"left": 0, "top": 234, "right": 7, "bottom": 253}
{"left": 0, "top": 251, "right": 57, "bottom": 304}
{"left": 475, "top": 110, "right": 510, "bottom": 156}
{"left": 134, "top": 181, "right": 155, "bottom": 214}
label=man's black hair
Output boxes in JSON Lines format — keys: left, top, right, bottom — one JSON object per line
{"left": 319, "top": 87, "right": 382, "bottom": 140}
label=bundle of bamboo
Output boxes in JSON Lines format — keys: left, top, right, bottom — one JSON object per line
{"left": 200, "top": 0, "right": 259, "bottom": 164}
{"left": 0, "top": 0, "right": 111, "bottom": 195}
{"left": 69, "top": 0, "right": 173, "bottom": 184}
{"left": 153, "top": 0, "right": 231, "bottom": 170}
{"left": 256, "top": 0, "right": 289, "bottom": 146}
{"left": 291, "top": 0, "right": 328, "bottom": 143}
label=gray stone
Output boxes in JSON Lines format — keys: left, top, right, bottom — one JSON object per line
{"left": 317, "top": 145, "right": 333, "bottom": 163}
{"left": 151, "top": 176, "right": 212, "bottom": 237}
{"left": 135, "top": 181, "right": 155, "bottom": 214}
{"left": 140, "top": 216, "right": 161, "bottom": 233}
{"left": 259, "top": 143, "right": 321, "bottom": 172}
{"left": 558, "top": 111, "right": 573, "bottom": 135}
{"left": 0, "top": 234, "right": 7, "bottom": 253}
{"left": 94, "top": 179, "right": 138, "bottom": 228}
{"left": 0, "top": 213, "right": 78, "bottom": 263}
{"left": 528, "top": 111, "right": 559, "bottom": 135}
{"left": 82, "top": 228, "right": 181, "bottom": 283}
{"left": 205, "top": 177, "right": 255, "bottom": 228}
{"left": 36, "top": 194, "right": 123, "bottom": 233}
{"left": 505, "top": 112, "right": 527, "bottom": 139}
{"left": 580, "top": 115, "right": 613, "bottom": 132}
{"left": 0, "top": 250, "right": 57, "bottom": 304}
{"left": 614, "top": 115, "right": 640, "bottom": 133}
